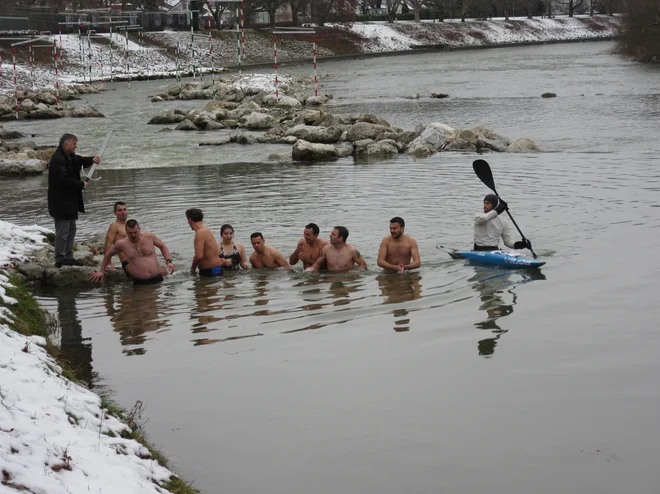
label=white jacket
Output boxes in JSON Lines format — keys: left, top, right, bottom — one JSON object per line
{"left": 474, "top": 210, "right": 517, "bottom": 249}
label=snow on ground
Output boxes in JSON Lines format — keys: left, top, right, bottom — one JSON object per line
{"left": 346, "top": 16, "right": 618, "bottom": 50}
{"left": 0, "top": 220, "right": 182, "bottom": 494}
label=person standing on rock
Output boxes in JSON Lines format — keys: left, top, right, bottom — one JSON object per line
{"left": 289, "top": 223, "right": 328, "bottom": 270}
{"left": 474, "top": 194, "right": 532, "bottom": 251}
{"left": 48, "top": 133, "right": 100, "bottom": 268}
{"left": 90, "top": 219, "right": 175, "bottom": 285}
{"left": 186, "top": 208, "right": 224, "bottom": 277}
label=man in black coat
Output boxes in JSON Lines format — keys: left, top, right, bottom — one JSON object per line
{"left": 48, "top": 133, "right": 100, "bottom": 267}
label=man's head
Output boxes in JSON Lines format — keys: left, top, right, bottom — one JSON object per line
{"left": 59, "top": 133, "right": 78, "bottom": 155}
{"left": 484, "top": 194, "right": 499, "bottom": 213}
{"left": 125, "top": 219, "right": 140, "bottom": 243}
{"left": 186, "top": 208, "right": 204, "bottom": 224}
{"left": 114, "top": 202, "right": 128, "bottom": 221}
{"left": 304, "top": 223, "right": 320, "bottom": 244}
{"left": 389, "top": 217, "right": 405, "bottom": 239}
{"left": 250, "top": 232, "right": 265, "bottom": 253}
{"left": 330, "top": 226, "right": 349, "bottom": 245}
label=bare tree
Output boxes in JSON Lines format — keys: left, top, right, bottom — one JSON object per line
{"left": 557, "top": 0, "right": 586, "bottom": 16}
{"left": 385, "top": 0, "right": 402, "bottom": 22}
{"left": 311, "top": 0, "right": 358, "bottom": 25}
{"left": 253, "top": 0, "right": 288, "bottom": 27}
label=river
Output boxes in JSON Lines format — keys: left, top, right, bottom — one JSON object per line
{"left": 2, "top": 41, "right": 660, "bottom": 494}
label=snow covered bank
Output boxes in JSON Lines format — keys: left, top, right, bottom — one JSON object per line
{"left": 0, "top": 16, "right": 620, "bottom": 91}
{"left": 0, "top": 221, "right": 193, "bottom": 494}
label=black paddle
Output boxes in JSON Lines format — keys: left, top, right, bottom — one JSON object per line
{"left": 472, "top": 159, "right": 538, "bottom": 259}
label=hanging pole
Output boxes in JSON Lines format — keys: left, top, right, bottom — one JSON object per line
{"left": 240, "top": 0, "right": 245, "bottom": 67}
{"left": 313, "top": 33, "right": 318, "bottom": 97}
{"left": 273, "top": 34, "right": 278, "bottom": 100}
{"left": 12, "top": 47, "right": 18, "bottom": 119}
{"left": 236, "top": 1, "right": 241, "bottom": 75}
{"left": 87, "top": 29, "right": 93, "bottom": 83}
{"left": 124, "top": 29, "right": 130, "bottom": 89}
{"left": 53, "top": 40, "right": 60, "bottom": 105}
{"left": 190, "top": 10, "right": 197, "bottom": 80}
{"left": 28, "top": 42, "right": 35, "bottom": 90}
{"left": 0, "top": 50, "right": 3, "bottom": 89}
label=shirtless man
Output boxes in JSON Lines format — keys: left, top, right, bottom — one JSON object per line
{"left": 90, "top": 219, "right": 176, "bottom": 285}
{"left": 249, "top": 233, "right": 293, "bottom": 270}
{"left": 289, "top": 223, "right": 328, "bottom": 269}
{"left": 104, "top": 201, "right": 131, "bottom": 274}
{"left": 186, "top": 208, "right": 223, "bottom": 277}
{"left": 377, "top": 217, "right": 422, "bottom": 274}
{"left": 306, "top": 226, "right": 367, "bottom": 273}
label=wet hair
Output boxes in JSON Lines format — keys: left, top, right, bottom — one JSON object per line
{"left": 250, "top": 232, "right": 264, "bottom": 240}
{"left": 58, "top": 133, "right": 77, "bottom": 149}
{"left": 390, "top": 217, "right": 405, "bottom": 228}
{"left": 114, "top": 201, "right": 126, "bottom": 212}
{"left": 305, "top": 223, "right": 320, "bottom": 235}
{"left": 221, "top": 224, "right": 234, "bottom": 235}
{"left": 186, "top": 208, "right": 204, "bottom": 222}
{"left": 334, "top": 226, "right": 349, "bottom": 242}
{"left": 484, "top": 194, "right": 499, "bottom": 207}
{"left": 126, "top": 219, "right": 139, "bottom": 229}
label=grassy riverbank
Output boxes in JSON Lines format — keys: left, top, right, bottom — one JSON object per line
{"left": 0, "top": 273, "right": 199, "bottom": 494}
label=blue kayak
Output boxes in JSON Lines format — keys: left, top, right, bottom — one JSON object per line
{"left": 452, "top": 250, "right": 546, "bottom": 269}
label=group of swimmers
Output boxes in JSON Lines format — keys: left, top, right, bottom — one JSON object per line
{"left": 89, "top": 202, "right": 422, "bottom": 285}
{"left": 90, "top": 193, "right": 532, "bottom": 286}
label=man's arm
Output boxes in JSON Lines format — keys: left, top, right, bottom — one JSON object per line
{"left": 190, "top": 232, "right": 205, "bottom": 273}
{"left": 405, "top": 239, "right": 421, "bottom": 270}
{"left": 474, "top": 210, "right": 499, "bottom": 226}
{"left": 377, "top": 237, "right": 399, "bottom": 271}
{"left": 353, "top": 248, "right": 367, "bottom": 269}
{"left": 306, "top": 246, "right": 328, "bottom": 273}
{"left": 152, "top": 234, "right": 176, "bottom": 272}
{"left": 77, "top": 154, "right": 100, "bottom": 168}
{"left": 289, "top": 240, "right": 303, "bottom": 265}
{"left": 249, "top": 252, "right": 259, "bottom": 269}
{"left": 90, "top": 245, "right": 122, "bottom": 282}
{"left": 501, "top": 221, "right": 518, "bottom": 249}
{"left": 104, "top": 225, "right": 116, "bottom": 255}
{"left": 275, "top": 250, "right": 294, "bottom": 270}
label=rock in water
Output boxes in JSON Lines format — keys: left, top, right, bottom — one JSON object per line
{"left": 292, "top": 140, "right": 339, "bottom": 162}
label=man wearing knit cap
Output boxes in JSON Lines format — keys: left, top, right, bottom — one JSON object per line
{"left": 474, "top": 194, "right": 532, "bottom": 251}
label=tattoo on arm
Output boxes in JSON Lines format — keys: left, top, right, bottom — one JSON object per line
{"left": 356, "top": 250, "right": 362, "bottom": 259}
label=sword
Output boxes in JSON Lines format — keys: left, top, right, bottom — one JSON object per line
{"left": 83, "top": 129, "right": 113, "bottom": 182}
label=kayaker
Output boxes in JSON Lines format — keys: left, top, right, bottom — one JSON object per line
{"left": 474, "top": 194, "right": 532, "bottom": 251}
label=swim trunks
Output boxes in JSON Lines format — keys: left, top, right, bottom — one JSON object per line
{"left": 219, "top": 243, "right": 242, "bottom": 270}
{"left": 199, "top": 266, "right": 223, "bottom": 277}
{"left": 133, "top": 274, "right": 164, "bottom": 285}
{"left": 121, "top": 260, "right": 130, "bottom": 275}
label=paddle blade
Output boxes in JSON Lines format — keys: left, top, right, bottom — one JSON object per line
{"left": 473, "top": 159, "right": 496, "bottom": 193}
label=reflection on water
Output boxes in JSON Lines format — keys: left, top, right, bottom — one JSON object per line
{"left": 469, "top": 267, "right": 547, "bottom": 357}
{"left": 377, "top": 272, "right": 423, "bottom": 332}
{"left": 56, "top": 290, "right": 94, "bottom": 386}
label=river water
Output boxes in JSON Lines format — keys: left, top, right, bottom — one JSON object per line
{"left": 2, "top": 41, "right": 660, "bottom": 493}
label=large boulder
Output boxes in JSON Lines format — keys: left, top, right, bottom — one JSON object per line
{"left": 357, "top": 114, "right": 391, "bottom": 127}
{"left": 470, "top": 125, "right": 510, "bottom": 146}
{"left": 0, "top": 158, "right": 47, "bottom": 175}
{"left": 507, "top": 138, "right": 542, "bottom": 153}
{"left": 0, "top": 128, "right": 27, "bottom": 140}
{"left": 396, "top": 131, "right": 419, "bottom": 146}
{"left": 148, "top": 110, "right": 186, "bottom": 125}
{"left": 244, "top": 112, "right": 273, "bottom": 130}
{"left": 0, "top": 104, "right": 13, "bottom": 117}
{"left": 263, "top": 94, "right": 302, "bottom": 108}
{"left": 445, "top": 138, "right": 477, "bottom": 152}
{"left": 286, "top": 125, "right": 342, "bottom": 143}
{"left": 346, "top": 122, "right": 390, "bottom": 142}
{"left": 454, "top": 129, "right": 478, "bottom": 145}
{"left": 305, "top": 95, "right": 329, "bottom": 106}
{"left": 477, "top": 136, "right": 507, "bottom": 153}
{"left": 426, "top": 123, "right": 455, "bottom": 138}
{"left": 406, "top": 143, "right": 436, "bottom": 158}
{"left": 168, "top": 82, "right": 203, "bottom": 97}
{"left": 175, "top": 119, "right": 199, "bottom": 131}
{"left": 68, "top": 106, "right": 105, "bottom": 118}
{"left": 25, "top": 107, "right": 62, "bottom": 119}
{"left": 409, "top": 126, "right": 448, "bottom": 151}
{"left": 358, "top": 140, "right": 399, "bottom": 161}
{"left": 292, "top": 139, "right": 339, "bottom": 162}
{"left": 19, "top": 99, "right": 36, "bottom": 111}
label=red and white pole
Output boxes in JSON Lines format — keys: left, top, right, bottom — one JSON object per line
{"left": 12, "top": 47, "right": 18, "bottom": 119}
{"left": 312, "top": 33, "right": 318, "bottom": 97}
{"left": 240, "top": 1, "right": 245, "bottom": 61}
{"left": 53, "top": 40, "right": 60, "bottom": 105}
{"left": 273, "top": 34, "right": 278, "bottom": 100}
{"left": 0, "top": 50, "right": 3, "bottom": 89}
{"left": 28, "top": 42, "right": 34, "bottom": 90}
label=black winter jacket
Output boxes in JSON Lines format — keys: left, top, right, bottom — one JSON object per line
{"left": 47, "top": 147, "right": 94, "bottom": 220}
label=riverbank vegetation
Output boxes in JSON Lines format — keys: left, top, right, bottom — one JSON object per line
{"left": 0, "top": 273, "right": 200, "bottom": 494}
{"left": 618, "top": 0, "right": 660, "bottom": 62}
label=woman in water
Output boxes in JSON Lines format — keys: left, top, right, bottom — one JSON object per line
{"left": 218, "top": 224, "right": 249, "bottom": 270}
